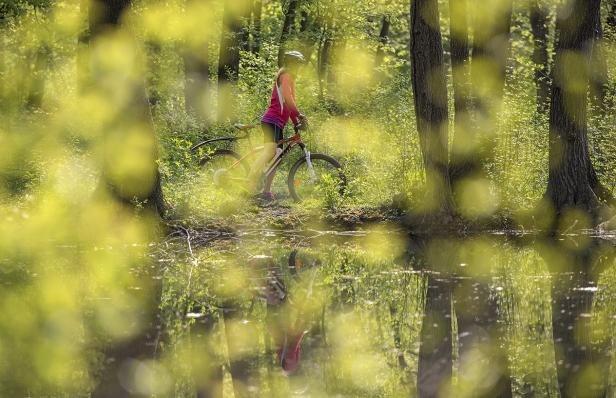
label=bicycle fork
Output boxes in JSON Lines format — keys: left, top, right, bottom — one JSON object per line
{"left": 303, "top": 147, "right": 317, "bottom": 182}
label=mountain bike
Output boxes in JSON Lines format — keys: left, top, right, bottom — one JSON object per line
{"left": 190, "top": 123, "right": 346, "bottom": 202}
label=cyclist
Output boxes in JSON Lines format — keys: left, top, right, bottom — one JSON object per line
{"left": 248, "top": 50, "right": 308, "bottom": 200}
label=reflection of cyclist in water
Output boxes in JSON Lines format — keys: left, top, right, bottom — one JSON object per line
{"left": 189, "top": 250, "right": 321, "bottom": 398}
{"left": 259, "top": 250, "right": 321, "bottom": 375}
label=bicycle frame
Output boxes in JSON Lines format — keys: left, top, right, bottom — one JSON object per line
{"left": 219, "top": 132, "right": 315, "bottom": 184}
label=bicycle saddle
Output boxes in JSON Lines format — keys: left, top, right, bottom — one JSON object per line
{"left": 234, "top": 123, "right": 258, "bottom": 131}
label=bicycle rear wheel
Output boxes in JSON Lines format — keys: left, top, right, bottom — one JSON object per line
{"left": 199, "top": 149, "right": 249, "bottom": 187}
{"left": 287, "top": 153, "right": 346, "bottom": 202}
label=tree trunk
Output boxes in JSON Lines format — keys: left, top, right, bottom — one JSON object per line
{"left": 88, "top": 0, "right": 165, "bottom": 395}
{"left": 183, "top": 43, "right": 210, "bottom": 124}
{"left": 251, "top": 0, "right": 262, "bottom": 54}
{"left": 529, "top": 0, "right": 550, "bottom": 114}
{"left": 410, "top": 0, "right": 454, "bottom": 216}
{"left": 218, "top": 0, "right": 248, "bottom": 122}
{"left": 25, "top": 44, "right": 49, "bottom": 109}
{"left": 471, "top": 0, "right": 512, "bottom": 105}
{"left": 589, "top": 1, "right": 609, "bottom": 112}
{"left": 240, "top": 0, "right": 252, "bottom": 53}
{"left": 277, "top": 0, "right": 299, "bottom": 67}
{"left": 297, "top": 9, "right": 317, "bottom": 61}
{"left": 543, "top": 241, "right": 612, "bottom": 398}
{"left": 318, "top": 23, "right": 334, "bottom": 98}
{"left": 77, "top": 0, "right": 90, "bottom": 93}
{"left": 545, "top": 0, "right": 608, "bottom": 217}
{"left": 418, "top": 277, "right": 453, "bottom": 398}
{"left": 145, "top": 40, "right": 162, "bottom": 107}
{"left": 375, "top": 15, "right": 391, "bottom": 69}
{"left": 448, "top": 0, "right": 472, "bottom": 188}
{"left": 454, "top": 0, "right": 512, "bottom": 186}
{"left": 607, "top": 0, "right": 616, "bottom": 33}
{"left": 454, "top": 279, "right": 512, "bottom": 398}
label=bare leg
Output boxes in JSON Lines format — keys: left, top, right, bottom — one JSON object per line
{"left": 248, "top": 143, "right": 276, "bottom": 192}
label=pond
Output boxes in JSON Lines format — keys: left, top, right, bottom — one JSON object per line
{"left": 147, "top": 229, "right": 616, "bottom": 398}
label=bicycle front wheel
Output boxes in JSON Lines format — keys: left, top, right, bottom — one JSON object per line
{"left": 287, "top": 153, "right": 346, "bottom": 202}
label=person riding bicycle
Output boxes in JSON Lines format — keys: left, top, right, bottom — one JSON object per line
{"left": 248, "top": 50, "right": 308, "bottom": 199}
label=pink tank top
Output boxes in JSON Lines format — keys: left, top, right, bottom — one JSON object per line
{"left": 262, "top": 72, "right": 300, "bottom": 129}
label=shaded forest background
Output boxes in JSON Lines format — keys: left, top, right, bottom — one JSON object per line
{"left": 2, "top": 0, "right": 616, "bottom": 229}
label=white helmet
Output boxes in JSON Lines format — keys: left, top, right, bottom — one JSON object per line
{"left": 283, "top": 50, "right": 306, "bottom": 64}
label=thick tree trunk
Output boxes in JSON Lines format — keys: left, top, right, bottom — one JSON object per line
{"left": 410, "top": 0, "right": 454, "bottom": 216}
{"left": 448, "top": 0, "right": 472, "bottom": 188}
{"left": 251, "top": 0, "right": 262, "bottom": 54}
{"left": 277, "top": 0, "right": 299, "bottom": 66}
{"left": 529, "top": 0, "right": 550, "bottom": 114}
{"left": 545, "top": 0, "right": 610, "bottom": 217}
{"left": 218, "top": 0, "right": 247, "bottom": 122}
{"left": 375, "top": 15, "right": 391, "bottom": 68}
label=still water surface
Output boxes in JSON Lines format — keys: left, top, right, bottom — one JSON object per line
{"left": 158, "top": 229, "right": 616, "bottom": 398}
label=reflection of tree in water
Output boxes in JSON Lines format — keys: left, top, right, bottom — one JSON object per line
{"left": 540, "top": 238, "right": 614, "bottom": 398}
{"left": 413, "top": 236, "right": 615, "bottom": 398}
{"left": 412, "top": 238, "right": 511, "bottom": 398}
{"left": 178, "top": 236, "right": 615, "bottom": 398}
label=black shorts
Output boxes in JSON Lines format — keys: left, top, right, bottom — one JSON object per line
{"left": 262, "top": 122, "right": 284, "bottom": 149}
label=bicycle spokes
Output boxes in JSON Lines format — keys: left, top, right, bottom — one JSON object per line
{"left": 290, "top": 156, "right": 344, "bottom": 202}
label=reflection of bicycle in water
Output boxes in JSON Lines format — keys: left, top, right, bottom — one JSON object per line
{"left": 188, "top": 249, "right": 323, "bottom": 398}
{"left": 259, "top": 250, "right": 321, "bottom": 374}
{"left": 190, "top": 124, "right": 346, "bottom": 202}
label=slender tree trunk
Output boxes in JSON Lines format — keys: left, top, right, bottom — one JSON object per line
{"left": 240, "top": 0, "right": 252, "bottom": 53}
{"left": 145, "top": 40, "right": 162, "bottom": 107}
{"left": 607, "top": 0, "right": 616, "bottom": 33}
{"left": 298, "top": 10, "right": 316, "bottom": 61}
{"left": 454, "top": 280, "right": 512, "bottom": 398}
{"left": 455, "top": 0, "right": 512, "bottom": 186}
{"left": 277, "top": 0, "right": 299, "bottom": 66}
{"left": 418, "top": 277, "right": 453, "bottom": 398}
{"left": 529, "top": 0, "right": 550, "bottom": 114}
{"left": 448, "top": 0, "right": 472, "bottom": 188}
{"left": 545, "top": 0, "right": 611, "bottom": 218}
{"left": 183, "top": 43, "right": 210, "bottom": 124}
{"left": 410, "top": 0, "right": 454, "bottom": 216}
{"left": 77, "top": 0, "right": 90, "bottom": 92}
{"left": 218, "top": 0, "right": 248, "bottom": 122}
{"left": 251, "top": 0, "right": 262, "bottom": 54}
{"left": 589, "top": 1, "right": 609, "bottom": 112}
{"left": 319, "top": 22, "right": 334, "bottom": 97}
{"left": 25, "top": 44, "right": 49, "bottom": 109}
{"left": 375, "top": 15, "right": 391, "bottom": 68}
{"left": 471, "top": 0, "right": 512, "bottom": 106}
